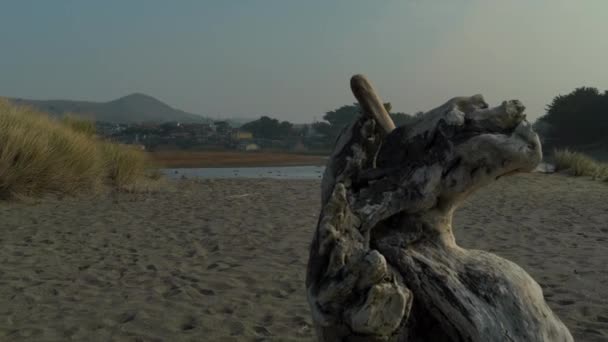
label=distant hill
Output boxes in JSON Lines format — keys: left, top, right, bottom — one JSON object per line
{"left": 8, "top": 93, "right": 211, "bottom": 124}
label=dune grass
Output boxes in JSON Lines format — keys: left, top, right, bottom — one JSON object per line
{"left": 100, "top": 142, "right": 149, "bottom": 187}
{"left": 61, "top": 114, "right": 97, "bottom": 137}
{"left": 0, "top": 99, "right": 157, "bottom": 199}
{"left": 553, "top": 149, "right": 608, "bottom": 182}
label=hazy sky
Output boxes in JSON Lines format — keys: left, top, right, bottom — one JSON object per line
{"left": 1, "top": 1, "right": 607, "bottom": 123}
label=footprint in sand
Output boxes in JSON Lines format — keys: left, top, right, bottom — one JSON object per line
{"left": 581, "top": 327, "right": 605, "bottom": 338}
{"left": 596, "top": 315, "right": 608, "bottom": 323}
{"left": 162, "top": 287, "right": 182, "bottom": 298}
{"left": 210, "top": 244, "right": 221, "bottom": 253}
{"left": 254, "top": 326, "right": 272, "bottom": 337}
{"left": 180, "top": 316, "right": 198, "bottom": 331}
{"left": 292, "top": 316, "right": 313, "bottom": 336}
{"left": 552, "top": 287, "right": 570, "bottom": 295}
{"left": 262, "top": 313, "right": 274, "bottom": 325}
{"left": 221, "top": 306, "right": 235, "bottom": 315}
{"left": 198, "top": 288, "right": 215, "bottom": 296}
{"left": 237, "top": 275, "right": 256, "bottom": 285}
{"left": 207, "top": 262, "right": 231, "bottom": 271}
{"left": 556, "top": 299, "right": 576, "bottom": 306}
{"left": 117, "top": 311, "right": 137, "bottom": 324}
{"left": 270, "top": 289, "right": 289, "bottom": 299}
{"left": 228, "top": 321, "right": 245, "bottom": 336}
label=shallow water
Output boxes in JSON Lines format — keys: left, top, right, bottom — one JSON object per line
{"left": 163, "top": 162, "right": 555, "bottom": 180}
{"left": 162, "top": 165, "right": 326, "bottom": 180}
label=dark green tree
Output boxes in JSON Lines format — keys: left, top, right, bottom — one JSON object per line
{"left": 311, "top": 121, "right": 332, "bottom": 136}
{"left": 315, "top": 103, "right": 414, "bottom": 143}
{"left": 241, "top": 116, "right": 293, "bottom": 139}
{"left": 535, "top": 87, "right": 608, "bottom": 148}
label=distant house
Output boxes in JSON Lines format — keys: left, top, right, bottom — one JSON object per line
{"left": 244, "top": 143, "right": 260, "bottom": 151}
{"left": 213, "top": 121, "right": 232, "bottom": 135}
{"left": 181, "top": 123, "right": 213, "bottom": 138}
{"left": 95, "top": 122, "right": 125, "bottom": 136}
{"left": 293, "top": 141, "right": 308, "bottom": 152}
{"left": 169, "top": 131, "right": 190, "bottom": 139}
{"left": 306, "top": 124, "right": 324, "bottom": 138}
{"left": 139, "top": 122, "right": 162, "bottom": 129}
{"left": 232, "top": 130, "right": 253, "bottom": 140}
{"left": 237, "top": 142, "right": 260, "bottom": 151}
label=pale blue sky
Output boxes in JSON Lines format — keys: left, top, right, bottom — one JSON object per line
{"left": 1, "top": 1, "right": 607, "bottom": 123}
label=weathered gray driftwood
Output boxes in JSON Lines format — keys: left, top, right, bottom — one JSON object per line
{"left": 306, "top": 75, "right": 573, "bottom": 341}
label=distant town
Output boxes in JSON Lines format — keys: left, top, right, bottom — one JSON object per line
{"left": 95, "top": 120, "right": 328, "bottom": 153}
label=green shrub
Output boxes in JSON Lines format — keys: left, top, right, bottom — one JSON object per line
{"left": 553, "top": 149, "right": 608, "bottom": 180}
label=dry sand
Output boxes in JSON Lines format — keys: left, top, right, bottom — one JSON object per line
{"left": 0, "top": 173, "right": 606, "bottom": 341}
{"left": 149, "top": 151, "right": 327, "bottom": 168}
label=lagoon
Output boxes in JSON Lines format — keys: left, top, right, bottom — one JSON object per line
{"left": 162, "top": 162, "right": 556, "bottom": 180}
{"left": 162, "top": 165, "right": 326, "bottom": 180}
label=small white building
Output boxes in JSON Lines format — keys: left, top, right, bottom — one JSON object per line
{"left": 244, "top": 143, "right": 260, "bottom": 151}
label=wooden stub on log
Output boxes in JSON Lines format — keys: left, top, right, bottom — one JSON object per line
{"left": 350, "top": 74, "right": 396, "bottom": 134}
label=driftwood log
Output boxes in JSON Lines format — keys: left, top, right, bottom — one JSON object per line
{"left": 305, "top": 75, "right": 574, "bottom": 341}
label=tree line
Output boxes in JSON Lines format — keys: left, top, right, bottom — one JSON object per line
{"left": 240, "top": 102, "right": 421, "bottom": 148}
{"left": 534, "top": 87, "right": 608, "bottom": 150}
{"left": 241, "top": 88, "right": 608, "bottom": 152}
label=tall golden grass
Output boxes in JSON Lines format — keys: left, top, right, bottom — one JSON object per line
{"left": 0, "top": 99, "right": 156, "bottom": 199}
{"left": 61, "top": 114, "right": 97, "bottom": 137}
{"left": 100, "top": 142, "right": 149, "bottom": 187}
{"left": 553, "top": 149, "right": 608, "bottom": 182}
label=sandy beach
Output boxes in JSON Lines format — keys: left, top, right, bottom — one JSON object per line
{"left": 0, "top": 173, "right": 607, "bottom": 341}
